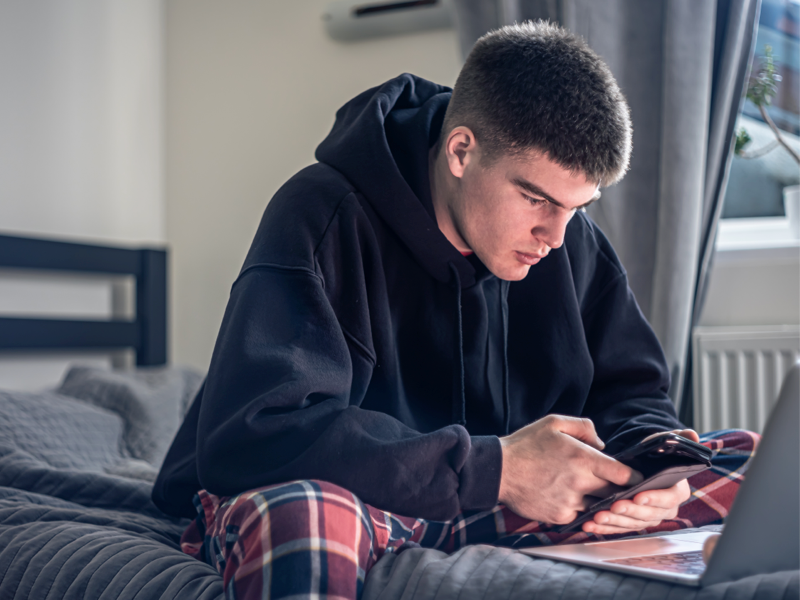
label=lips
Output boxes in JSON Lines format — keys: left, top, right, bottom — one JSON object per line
{"left": 514, "top": 250, "right": 548, "bottom": 265}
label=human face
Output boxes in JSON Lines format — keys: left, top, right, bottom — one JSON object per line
{"left": 448, "top": 147, "right": 600, "bottom": 281}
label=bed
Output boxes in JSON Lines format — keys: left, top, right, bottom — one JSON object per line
{"left": 0, "top": 232, "right": 796, "bottom": 600}
{"left": 0, "top": 232, "right": 223, "bottom": 599}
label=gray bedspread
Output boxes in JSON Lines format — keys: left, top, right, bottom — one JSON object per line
{"left": 0, "top": 482, "right": 222, "bottom": 600}
{"left": 364, "top": 540, "right": 799, "bottom": 600}
{"left": 0, "top": 367, "right": 797, "bottom": 600}
{"left": 0, "top": 370, "right": 223, "bottom": 600}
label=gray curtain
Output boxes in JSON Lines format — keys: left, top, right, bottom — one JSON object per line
{"left": 452, "top": 0, "right": 760, "bottom": 423}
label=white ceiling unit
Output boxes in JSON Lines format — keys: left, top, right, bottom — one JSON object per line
{"left": 323, "top": 0, "right": 454, "bottom": 41}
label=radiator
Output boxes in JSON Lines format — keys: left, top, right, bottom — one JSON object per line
{"left": 692, "top": 325, "right": 800, "bottom": 434}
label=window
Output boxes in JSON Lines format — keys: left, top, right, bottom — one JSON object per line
{"left": 717, "top": 0, "right": 799, "bottom": 251}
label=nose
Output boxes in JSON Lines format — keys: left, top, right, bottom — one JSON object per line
{"left": 533, "top": 207, "right": 574, "bottom": 250}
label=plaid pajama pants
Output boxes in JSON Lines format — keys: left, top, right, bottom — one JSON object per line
{"left": 180, "top": 429, "right": 759, "bottom": 600}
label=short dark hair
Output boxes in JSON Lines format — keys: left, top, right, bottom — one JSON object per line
{"left": 440, "top": 20, "right": 632, "bottom": 186}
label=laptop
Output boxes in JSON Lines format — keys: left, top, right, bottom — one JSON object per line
{"left": 519, "top": 361, "right": 800, "bottom": 586}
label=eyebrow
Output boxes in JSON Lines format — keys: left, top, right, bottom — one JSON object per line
{"left": 511, "top": 177, "right": 601, "bottom": 210}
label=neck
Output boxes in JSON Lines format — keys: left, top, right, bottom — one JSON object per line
{"left": 428, "top": 145, "right": 472, "bottom": 254}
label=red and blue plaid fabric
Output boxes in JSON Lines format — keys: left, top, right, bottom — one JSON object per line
{"left": 180, "top": 429, "right": 758, "bottom": 599}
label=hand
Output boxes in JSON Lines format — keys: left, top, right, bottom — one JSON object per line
{"left": 498, "top": 415, "right": 644, "bottom": 524}
{"left": 582, "top": 428, "right": 700, "bottom": 535}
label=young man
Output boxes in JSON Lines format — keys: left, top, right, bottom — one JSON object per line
{"left": 154, "top": 21, "right": 754, "bottom": 600}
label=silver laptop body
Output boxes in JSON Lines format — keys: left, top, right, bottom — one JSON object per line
{"left": 520, "top": 361, "right": 800, "bottom": 586}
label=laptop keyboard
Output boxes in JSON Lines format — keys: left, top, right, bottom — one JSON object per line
{"left": 604, "top": 550, "right": 706, "bottom": 574}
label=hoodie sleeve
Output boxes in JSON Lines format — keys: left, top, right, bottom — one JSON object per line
{"left": 579, "top": 271, "right": 684, "bottom": 455}
{"left": 195, "top": 264, "right": 501, "bottom": 521}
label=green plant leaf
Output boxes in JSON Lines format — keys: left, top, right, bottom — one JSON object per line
{"left": 734, "top": 127, "right": 752, "bottom": 156}
{"left": 746, "top": 45, "right": 780, "bottom": 108}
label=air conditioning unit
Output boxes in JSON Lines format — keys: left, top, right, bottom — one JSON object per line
{"left": 323, "top": 0, "right": 454, "bottom": 41}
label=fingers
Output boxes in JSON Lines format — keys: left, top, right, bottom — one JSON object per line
{"left": 547, "top": 415, "right": 605, "bottom": 450}
{"left": 587, "top": 513, "right": 663, "bottom": 532}
{"left": 583, "top": 522, "right": 633, "bottom": 535}
{"left": 557, "top": 493, "right": 607, "bottom": 524}
{"left": 549, "top": 419, "right": 643, "bottom": 489}
{"left": 582, "top": 479, "right": 690, "bottom": 533}
{"left": 562, "top": 446, "right": 641, "bottom": 495}
{"left": 675, "top": 428, "right": 701, "bottom": 443}
{"left": 579, "top": 495, "right": 604, "bottom": 512}
{"left": 608, "top": 501, "right": 678, "bottom": 523}
{"left": 582, "top": 520, "right": 657, "bottom": 535}
{"left": 502, "top": 416, "right": 695, "bottom": 526}
{"left": 641, "top": 430, "right": 672, "bottom": 443}
{"left": 543, "top": 416, "right": 642, "bottom": 488}
{"left": 641, "top": 428, "right": 701, "bottom": 443}
{"left": 591, "top": 451, "right": 643, "bottom": 487}
{"left": 586, "top": 481, "right": 627, "bottom": 500}
{"left": 583, "top": 501, "right": 678, "bottom": 533}
{"left": 632, "top": 479, "right": 691, "bottom": 509}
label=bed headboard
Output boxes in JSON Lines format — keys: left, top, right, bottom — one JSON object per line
{"left": 0, "top": 233, "right": 167, "bottom": 366}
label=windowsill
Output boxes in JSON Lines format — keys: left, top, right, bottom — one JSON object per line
{"left": 715, "top": 217, "right": 800, "bottom": 264}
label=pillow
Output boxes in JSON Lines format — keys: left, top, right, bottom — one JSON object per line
{"left": 0, "top": 389, "right": 125, "bottom": 471}
{"left": 56, "top": 365, "right": 204, "bottom": 468}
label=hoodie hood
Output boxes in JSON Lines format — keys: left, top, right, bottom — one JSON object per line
{"left": 316, "top": 74, "right": 504, "bottom": 431}
{"left": 315, "top": 73, "right": 478, "bottom": 288}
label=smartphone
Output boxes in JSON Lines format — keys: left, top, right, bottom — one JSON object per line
{"left": 557, "top": 432, "right": 712, "bottom": 533}
{"left": 613, "top": 432, "right": 713, "bottom": 479}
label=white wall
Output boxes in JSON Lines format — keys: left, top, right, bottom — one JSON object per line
{"left": 3, "top": 0, "right": 790, "bottom": 387}
{"left": 0, "top": 0, "right": 164, "bottom": 245}
{"left": 166, "top": 0, "right": 463, "bottom": 372}
{"left": 699, "top": 248, "right": 800, "bottom": 327}
{"left": 0, "top": 0, "right": 164, "bottom": 390}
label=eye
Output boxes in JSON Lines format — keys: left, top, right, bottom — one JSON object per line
{"left": 523, "top": 194, "right": 546, "bottom": 206}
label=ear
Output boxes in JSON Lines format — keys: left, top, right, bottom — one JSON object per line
{"left": 444, "top": 126, "right": 478, "bottom": 179}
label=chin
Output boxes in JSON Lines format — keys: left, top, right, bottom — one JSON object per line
{"left": 491, "top": 263, "right": 531, "bottom": 281}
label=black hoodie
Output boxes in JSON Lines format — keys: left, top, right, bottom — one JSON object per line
{"left": 152, "top": 74, "right": 683, "bottom": 520}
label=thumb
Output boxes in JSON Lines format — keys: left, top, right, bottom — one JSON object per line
{"left": 551, "top": 415, "right": 605, "bottom": 450}
{"left": 674, "top": 429, "right": 701, "bottom": 443}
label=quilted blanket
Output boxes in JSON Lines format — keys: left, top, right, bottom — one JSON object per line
{"left": 0, "top": 372, "right": 223, "bottom": 600}
{"left": 0, "top": 369, "right": 797, "bottom": 600}
{"left": 0, "top": 479, "right": 222, "bottom": 599}
{"left": 362, "top": 532, "right": 799, "bottom": 600}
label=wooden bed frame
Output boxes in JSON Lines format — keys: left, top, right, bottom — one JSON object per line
{"left": 0, "top": 233, "right": 167, "bottom": 366}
